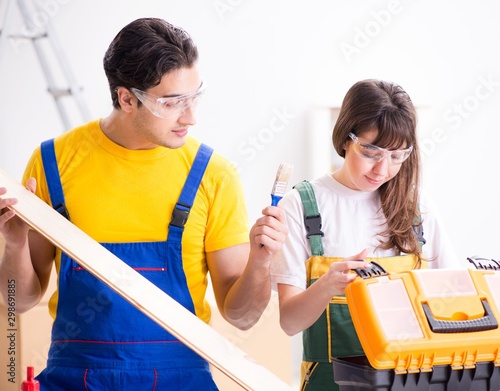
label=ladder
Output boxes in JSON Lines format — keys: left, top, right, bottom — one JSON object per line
{"left": 0, "top": 0, "right": 91, "bottom": 130}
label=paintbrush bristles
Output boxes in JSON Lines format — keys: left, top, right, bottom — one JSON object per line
{"left": 271, "top": 163, "right": 293, "bottom": 197}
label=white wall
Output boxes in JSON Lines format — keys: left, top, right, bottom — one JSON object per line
{"left": 2, "top": 0, "right": 500, "bottom": 260}
{"left": 1, "top": 0, "right": 500, "bottom": 386}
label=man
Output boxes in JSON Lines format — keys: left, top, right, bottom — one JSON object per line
{"left": 0, "top": 18, "right": 287, "bottom": 390}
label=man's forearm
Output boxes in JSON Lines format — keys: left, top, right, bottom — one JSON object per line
{"left": 223, "top": 259, "right": 272, "bottom": 330}
{"left": 0, "top": 243, "right": 42, "bottom": 313}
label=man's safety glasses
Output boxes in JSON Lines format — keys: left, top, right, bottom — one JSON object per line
{"left": 348, "top": 132, "right": 413, "bottom": 165}
{"left": 130, "top": 83, "right": 206, "bottom": 119}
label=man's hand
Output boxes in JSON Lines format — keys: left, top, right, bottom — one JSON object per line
{"left": 0, "top": 178, "right": 36, "bottom": 250}
{"left": 249, "top": 205, "right": 288, "bottom": 255}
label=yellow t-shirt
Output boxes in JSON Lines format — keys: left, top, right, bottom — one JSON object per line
{"left": 23, "top": 120, "right": 250, "bottom": 323}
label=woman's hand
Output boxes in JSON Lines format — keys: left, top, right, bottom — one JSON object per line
{"left": 321, "top": 248, "right": 370, "bottom": 296}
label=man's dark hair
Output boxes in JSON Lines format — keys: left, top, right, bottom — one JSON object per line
{"left": 103, "top": 18, "right": 199, "bottom": 109}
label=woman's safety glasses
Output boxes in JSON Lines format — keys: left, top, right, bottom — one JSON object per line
{"left": 348, "top": 132, "right": 413, "bottom": 165}
{"left": 131, "top": 83, "right": 206, "bottom": 119}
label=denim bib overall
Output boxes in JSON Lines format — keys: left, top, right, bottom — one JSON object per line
{"left": 294, "top": 181, "right": 425, "bottom": 391}
{"left": 35, "top": 139, "right": 219, "bottom": 390}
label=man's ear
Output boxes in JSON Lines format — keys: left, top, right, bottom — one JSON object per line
{"left": 116, "top": 87, "right": 135, "bottom": 113}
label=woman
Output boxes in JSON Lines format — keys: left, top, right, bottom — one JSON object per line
{"left": 271, "top": 79, "right": 462, "bottom": 390}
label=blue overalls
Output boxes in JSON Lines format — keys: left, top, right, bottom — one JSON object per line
{"left": 36, "top": 139, "right": 219, "bottom": 390}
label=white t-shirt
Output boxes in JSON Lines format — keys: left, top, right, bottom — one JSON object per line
{"left": 271, "top": 174, "right": 463, "bottom": 290}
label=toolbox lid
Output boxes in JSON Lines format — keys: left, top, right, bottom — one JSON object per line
{"left": 345, "top": 266, "right": 500, "bottom": 372}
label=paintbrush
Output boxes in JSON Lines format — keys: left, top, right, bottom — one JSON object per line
{"left": 270, "top": 163, "right": 293, "bottom": 206}
{"left": 260, "top": 163, "right": 293, "bottom": 248}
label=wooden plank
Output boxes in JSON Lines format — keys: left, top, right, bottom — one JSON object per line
{"left": 0, "top": 169, "right": 292, "bottom": 391}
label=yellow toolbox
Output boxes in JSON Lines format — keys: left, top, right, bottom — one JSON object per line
{"left": 333, "top": 258, "right": 500, "bottom": 390}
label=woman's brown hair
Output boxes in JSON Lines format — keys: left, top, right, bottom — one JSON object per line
{"left": 332, "top": 79, "right": 423, "bottom": 266}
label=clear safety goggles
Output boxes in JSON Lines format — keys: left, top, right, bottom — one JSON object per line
{"left": 130, "top": 82, "right": 206, "bottom": 119}
{"left": 348, "top": 132, "right": 413, "bottom": 165}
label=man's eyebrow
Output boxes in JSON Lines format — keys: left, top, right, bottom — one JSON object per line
{"left": 161, "top": 82, "right": 204, "bottom": 99}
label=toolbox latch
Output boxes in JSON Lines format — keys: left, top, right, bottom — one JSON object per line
{"left": 467, "top": 256, "right": 499, "bottom": 271}
{"left": 353, "top": 261, "right": 387, "bottom": 279}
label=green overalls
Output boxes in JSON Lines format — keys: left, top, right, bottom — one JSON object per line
{"left": 295, "top": 181, "right": 426, "bottom": 391}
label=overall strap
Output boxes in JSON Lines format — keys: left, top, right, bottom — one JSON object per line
{"left": 295, "top": 179, "right": 425, "bottom": 260}
{"left": 294, "top": 181, "right": 324, "bottom": 256}
{"left": 413, "top": 206, "right": 426, "bottom": 251}
{"left": 168, "top": 144, "right": 214, "bottom": 240}
{"left": 40, "top": 139, "right": 70, "bottom": 219}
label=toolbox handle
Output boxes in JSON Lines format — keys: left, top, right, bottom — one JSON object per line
{"left": 423, "top": 299, "right": 498, "bottom": 333}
